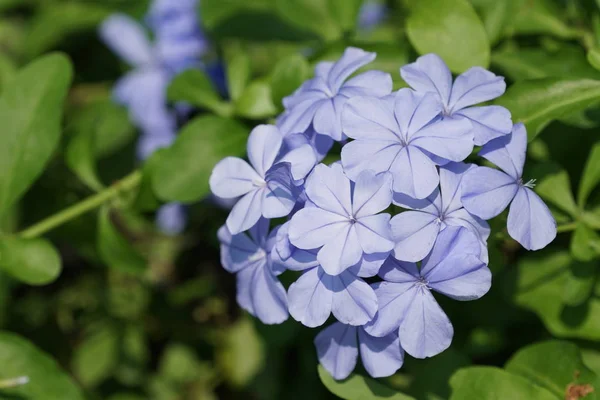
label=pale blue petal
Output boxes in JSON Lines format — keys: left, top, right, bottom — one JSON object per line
{"left": 313, "top": 95, "right": 347, "bottom": 141}
{"left": 363, "top": 282, "right": 417, "bottom": 337}
{"left": 439, "top": 162, "right": 473, "bottom": 214}
{"left": 355, "top": 214, "right": 395, "bottom": 254}
{"left": 315, "top": 322, "right": 359, "bottom": 381}
{"left": 327, "top": 47, "right": 376, "bottom": 92}
{"left": 393, "top": 189, "right": 442, "bottom": 215}
{"left": 218, "top": 224, "right": 261, "bottom": 273}
{"left": 305, "top": 164, "right": 352, "bottom": 215}
{"left": 341, "top": 140, "right": 401, "bottom": 182}
{"left": 250, "top": 262, "right": 289, "bottom": 324}
{"left": 100, "top": 14, "right": 153, "bottom": 67}
{"left": 279, "top": 97, "right": 327, "bottom": 135}
{"left": 479, "top": 123, "right": 527, "bottom": 180}
{"left": 461, "top": 166, "right": 518, "bottom": 220}
{"left": 409, "top": 118, "right": 474, "bottom": 162}
{"left": 444, "top": 209, "right": 490, "bottom": 263}
{"left": 317, "top": 224, "right": 363, "bottom": 275}
{"left": 378, "top": 257, "right": 420, "bottom": 282}
{"left": 236, "top": 267, "right": 256, "bottom": 316}
{"left": 390, "top": 211, "right": 440, "bottom": 262}
{"left": 426, "top": 254, "right": 491, "bottom": 301}
{"left": 288, "top": 207, "right": 347, "bottom": 249}
{"left": 340, "top": 70, "right": 393, "bottom": 98}
{"left": 400, "top": 54, "right": 453, "bottom": 105}
{"left": 263, "top": 163, "right": 298, "bottom": 218}
{"left": 508, "top": 187, "right": 557, "bottom": 251}
{"left": 315, "top": 61, "right": 334, "bottom": 79}
{"left": 332, "top": 271, "right": 378, "bottom": 325}
{"left": 277, "top": 143, "right": 317, "bottom": 180}
{"left": 209, "top": 157, "right": 261, "bottom": 199}
{"left": 422, "top": 226, "right": 482, "bottom": 273}
{"left": 226, "top": 188, "right": 264, "bottom": 234}
{"left": 249, "top": 217, "right": 270, "bottom": 247}
{"left": 449, "top": 67, "right": 506, "bottom": 111}
{"left": 454, "top": 106, "right": 512, "bottom": 146}
{"left": 352, "top": 252, "right": 390, "bottom": 278}
{"left": 156, "top": 203, "right": 186, "bottom": 235}
{"left": 288, "top": 267, "right": 333, "bottom": 327}
{"left": 394, "top": 89, "right": 442, "bottom": 140}
{"left": 272, "top": 222, "right": 320, "bottom": 271}
{"left": 399, "top": 289, "right": 453, "bottom": 358}
{"left": 358, "top": 328, "right": 404, "bottom": 378}
{"left": 342, "top": 96, "right": 400, "bottom": 141}
{"left": 353, "top": 170, "right": 393, "bottom": 218}
{"left": 390, "top": 146, "right": 439, "bottom": 199}
{"left": 247, "top": 125, "right": 283, "bottom": 177}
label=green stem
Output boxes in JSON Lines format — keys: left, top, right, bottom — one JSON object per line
{"left": 557, "top": 222, "right": 578, "bottom": 233}
{"left": 19, "top": 170, "right": 142, "bottom": 239}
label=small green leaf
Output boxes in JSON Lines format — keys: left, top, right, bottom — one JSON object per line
{"left": 226, "top": 52, "right": 251, "bottom": 102}
{"left": 318, "top": 365, "right": 415, "bottom": 400}
{"left": 449, "top": 367, "right": 556, "bottom": 400}
{"left": 270, "top": 54, "right": 309, "bottom": 108}
{"left": 0, "top": 53, "right": 73, "bottom": 217}
{"left": 97, "top": 206, "right": 146, "bottom": 275}
{"left": 406, "top": 0, "right": 490, "bottom": 73}
{"left": 151, "top": 116, "right": 249, "bottom": 203}
{"left": 495, "top": 79, "right": 600, "bottom": 141}
{"left": 217, "top": 317, "right": 264, "bottom": 387}
{"left": 235, "top": 81, "right": 278, "bottom": 119}
{"left": 535, "top": 165, "right": 577, "bottom": 217}
{"left": 470, "top": 0, "right": 513, "bottom": 45}
{"left": 563, "top": 261, "right": 597, "bottom": 306}
{"left": 66, "top": 124, "right": 105, "bottom": 192}
{"left": 505, "top": 341, "right": 598, "bottom": 399}
{"left": 133, "top": 150, "right": 165, "bottom": 212}
{"left": 72, "top": 323, "right": 120, "bottom": 388}
{"left": 167, "top": 69, "right": 232, "bottom": 117}
{"left": 588, "top": 48, "right": 600, "bottom": 72}
{"left": 578, "top": 142, "right": 600, "bottom": 207}
{"left": 571, "top": 223, "right": 600, "bottom": 262}
{"left": 507, "top": 0, "right": 580, "bottom": 40}
{"left": 159, "top": 344, "right": 202, "bottom": 384}
{"left": 0, "top": 237, "right": 61, "bottom": 285}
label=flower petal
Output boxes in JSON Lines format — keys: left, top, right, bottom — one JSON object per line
{"left": 332, "top": 271, "right": 378, "bottom": 326}
{"left": 341, "top": 139, "right": 401, "bottom": 181}
{"left": 340, "top": 70, "right": 393, "bottom": 98}
{"left": 358, "top": 328, "right": 404, "bottom": 378}
{"left": 378, "top": 257, "right": 420, "bottom": 283}
{"left": 313, "top": 96, "right": 347, "bottom": 141}
{"left": 508, "top": 187, "right": 557, "bottom": 251}
{"left": 461, "top": 166, "right": 519, "bottom": 220}
{"left": 288, "top": 267, "right": 333, "bottom": 327}
{"left": 218, "top": 225, "right": 261, "bottom": 273}
{"left": 363, "top": 282, "right": 417, "bottom": 337}
{"left": 454, "top": 106, "right": 512, "bottom": 146}
{"left": 278, "top": 143, "right": 317, "bottom": 180}
{"left": 449, "top": 67, "right": 506, "bottom": 111}
{"left": 250, "top": 262, "right": 289, "bottom": 324}
{"left": 422, "top": 226, "right": 482, "bottom": 274}
{"left": 444, "top": 209, "right": 491, "bottom": 263}
{"left": 426, "top": 253, "right": 491, "bottom": 301}
{"left": 99, "top": 14, "right": 154, "bottom": 67}
{"left": 209, "top": 157, "right": 261, "bottom": 199}
{"left": 247, "top": 125, "right": 283, "bottom": 177}
{"left": 391, "top": 211, "right": 441, "bottom": 262}
{"left": 355, "top": 214, "right": 395, "bottom": 254}
{"left": 226, "top": 188, "right": 264, "bottom": 234}
{"left": 478, "top": 123, "right": 527, "bottom": 180}
{"left": 353, "top": 170, "right": 393, "bottom": 218}
{"left": 400, "top": 53, "right": 453, "bottom": 105}
{"left": 393, "top": 189, "right": 442, "bottom": 215}
{"left": 317, "top": 225, "right": 363, "bottom": 275}
{"left": 327, "top": 47, "right": 376, "bottom": 92}
{"left": 390, "top": 146, "right": 439, "bottom": 199}
{"left": 278, "top": 97, "right": 326, "bottom": 135}
{"left": 409, "top": 118, "right": 474, "bottom": 162}
{"left": 305, "top": 164, "right": 353, "bottom": 215}
{"left": 315, "top": 322, "right": 359, "bottom": 380}
{"left": 439, "top": 162, "right": 473, "bottom": 214}
{"left": 394, "top": 89, "right": 443, "bottom": 140}
{"left": 352, "top": 252, "right": 390, "bottom": 278}
{"left": 289, "top": 206, "right": 348, "bottom": 249}
{"left": 263, "top": 164, "right": 298, "bottom": 218}
{"left": 342, "top": 96, "right": 400, "bottom": 141}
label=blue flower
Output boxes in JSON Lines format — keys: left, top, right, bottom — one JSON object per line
{"left": 279, "top": 47, "right": 392, "bottom": 141}
{"left": 365, "top": 227, "right": 491, "bottom": 359}
{"left": 342, "top": 88, "right": 473, "bottom": 199}
{"left": 461, "top": 123, "right": 557, "bottom": 250}
{"left": 315, "top": 322, "right": 404, "bottom": 380}
{"left": 391, "top": 162, "right": 490, "bottom": 262}
{"left": 401, "top": 54, "right": 512, "bottom": 146}
{"left": 358, "top": 1, "right": 387, "bottom": 31}
{"left": 218, "top": 218, "right": 288, "bottom": 324}
{"left": 288, "top": 164, "right": 394, "bottom": 276}
{"left": 210, "top": 125, "right": 316, "bottom": 234}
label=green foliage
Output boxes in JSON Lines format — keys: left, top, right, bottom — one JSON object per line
{"left": 167, "top": 69, "right": 232, "bottom": 117}
{"left": 0, "top": 237, "right": 61, "bottom": 285}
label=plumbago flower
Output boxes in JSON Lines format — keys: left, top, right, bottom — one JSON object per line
{"left": 342, "top": 88, "right": 473, "bottom": 199}
{"left": 288, "top": 164, "right": 395, "bottom": 276}
{"left": 279, "top": 47, "right": 392, "bottom": 140}
{"left": 392, "top": 162, "right": 490, "bottom": 262}
{"left": 218, "top": 218, "right": 288, "bottom": 324}
{"left": 401, "top": 54, "right": 512, "bottom": 146}
{"left": 365, "top": 227, "right": 491, "bottom": 358}
{"left": 210, "top": 125, "right": 316, "bottom": 234}
{"left": 461, "top": 123, "right": 557, "bottom": 250}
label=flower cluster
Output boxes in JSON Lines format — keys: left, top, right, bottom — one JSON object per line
{"left": 100, "top": 0, "right": 208, "bottom": 234}
{"left": 210, "top": 48, "right": 557, "bottom": 380}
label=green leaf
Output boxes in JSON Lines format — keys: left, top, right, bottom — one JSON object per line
{"left": 318, "top": 365, "right": 415, "bottom": 400}
{"left": 133, "top": 150, "right": 164, "bottom": 212}
{"left": 0, "top": 331, "right": 85, "bottom": 399}
{"left": 470, "top": 0, "right": 513, "bottom": 45}
{"left": 563, "top": 260, "right": 597, "bottom": 306}
{"left": 535, "top": 165, "right": 577, "bottom": 217}
{"left": 514, "top": 250, "right": 600, "bottom": 340}
{"left": 159, "top": 344, "right": 202, "bottom": 384}
{"left": 406, "top": 0, "right": 490, "bottom": 73}
{"left": 579, "top": 142, "right": 600, "bottom": 207}
{"left": 0, "top": 53, "right": 72, "bottom": 217}
{"left": 167, "top": 69, "right": 232, "bottom": 117}
{"left": 0, "top": 237, "right": 61, "bottom": 285}
{"left": 449, "top": 367, "right": 556, "bottom": 400}
{"left": 571, "top": 223, "right": 600, "bottom": 262}
{"left": 72, "top": 323, "right": 119, "bottom": 388}
{"left": 226, "top": 52, "right": 251, "bottom": 102}
{"left": 235, "top": 81, "right": 278, "bottom": 119}
{"left": 270, "top": 54, "right": 309, "bottom": 109}
{"left": 151, "top": 116, "right": 249, "bottom": 203}
{"left": 588, "top": 48, "right": 600, "bottom": 72}
{"left": 505, "top": 341, "right": 598, "bottom": 399}
{"left": 495, "top": 79, "right": 600, "bottom": 141}
{"left": 97, "top": 206, "right": 147, "bottom": 275}
{"left": 507, "top": 0, "right": 580, "bottom": 40}
{"left": 217, "top": 317, "right": 264, "bottom": 387}
{"left": 66, "top": 123, "right": 105, "bottom": 192}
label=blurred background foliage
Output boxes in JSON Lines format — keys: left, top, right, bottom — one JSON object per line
{"left": 1, "top": 0, "right": 600, "bottom": 399}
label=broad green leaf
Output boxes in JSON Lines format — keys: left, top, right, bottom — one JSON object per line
{"left": 563, "top": 261, "right": 597, "bottom": 306}
{"left": 495, "top": 79, "right": 600, "bottom": 141}
{"left": 318, "top": 365, "right": 415, "bottom": 400}
{"left": 97, "top": 206, "right": 147, "bottom": 275}
{"left": 507, "top": 0, "right": 580, "bottom": 40}
{"left": 167, "top": 69, "right": 232, "bottom": 117}
{"left": 505, "top": 341, "right": 598, "bottom": 399}
{"left": 470, "top": 0, "right": 513, "bottom": 45}
{"left": 0, "top": 237, "right": 61, "bottom": 285}
{"left": 151, "top": 116, "right": 249, "bottom": 203}
{"left": 578, "top": 142, "right": 600, "bottom": 207}
{"left": 0, "top": 53, "right": 16, "bottom": 93}
{"left": 72, "top": 323, "right": 119, "bottom": 387}
{"left": 571, "top": 223, "right": 600, "bottom": 262}
{"left": 226, "top": 52, "right": 251, "bottom": 102}
{"left": 133, "top": 150, "right": 164, "bottom": 212}
{"left": 535, "top": 166, "right": 577, "bottom": 217}
{"left": 449, "top": 367, "right": 556, "bottom": 400}
{"left": 514, "top": 250, "right": 600, "bottom": 340}
{"left": 217, "top": 317, "right": 264, "bottom": 387}
{"left": 159, "top": 344, "right": 202, "bottom": 384}
{"left": 270, "top": 54, "right": 309, "bottom": 109}
{"left": 235, "top": 81, "right": 278, "bottom": 119}
{"left": 66, "top": 123, "right": 105, "bottom": 192}
{"left": 406, "top": 0, "right": 490, "bottom": 73}
{"left": 0, "top": 331, "right": 85, "bottom": 399}
{"left": 0, "top": 53, "right": 72, "bottom": 217}
{"left": 588, "top": 48, "right": 600, "bottom": 72}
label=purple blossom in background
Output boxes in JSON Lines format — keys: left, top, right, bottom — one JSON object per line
{"left": 279, "top": 47, "right": 393, "bottom": 140}
{"left": 461, "top": 123, "right": 557, "bottom": 250}
{"left": 210, "top": 125, "right": 316, "bottom": 234}
{"left": 365, "top": 227, "right": 491, "bottom": 358}
{"left": 358, "top": 1, "right": 387, "bottom": 31}
{"left": 342, "top": 88, "right": 473, "bottom": 199}
{"left": 218, "top": 218, "right": 288, "bottom": 324}
{"left": 289, "top": 164, "right": 394, "bottom": 276}
{"left": 315, "top": 322, "right": 404, "bottom": 380}
{"left": 401, "top": 54, "right": 512, "bottom": 146}
{"left": 391, "top": 162, "right": 490, "bottom": 262}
